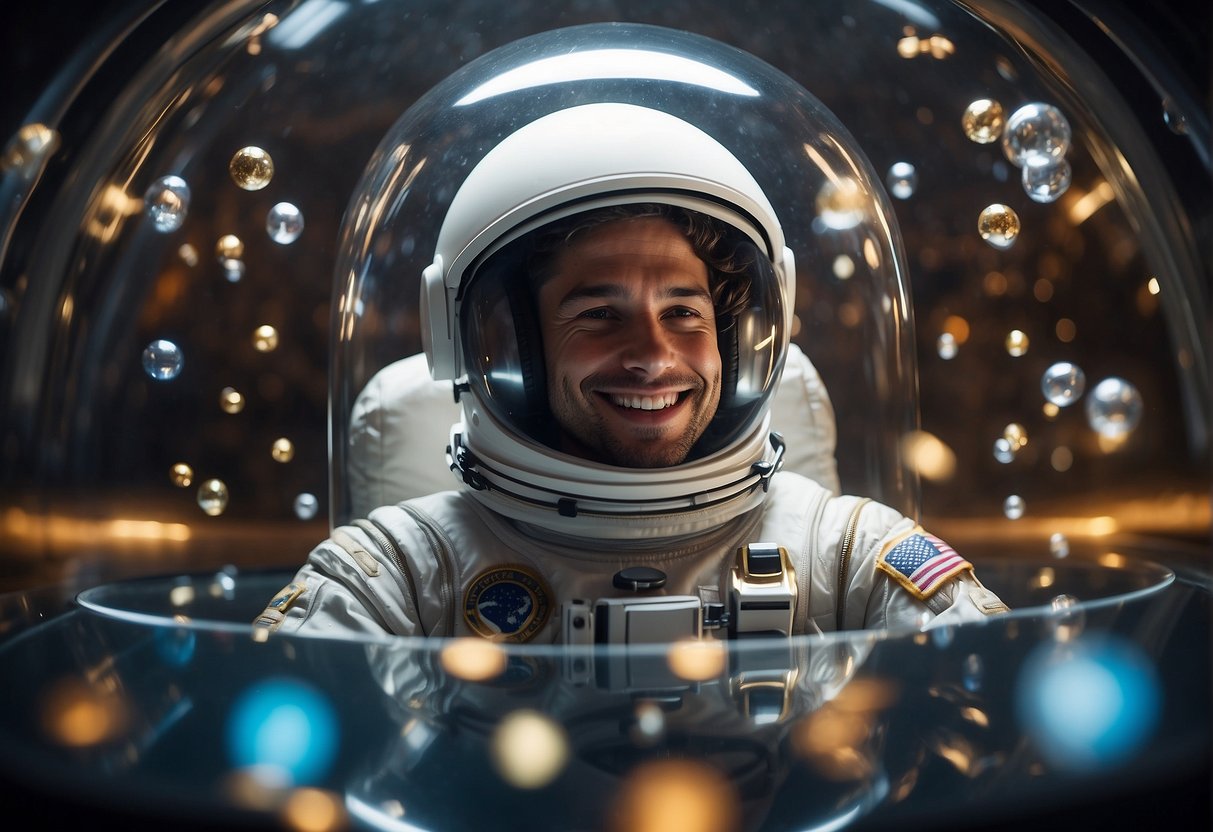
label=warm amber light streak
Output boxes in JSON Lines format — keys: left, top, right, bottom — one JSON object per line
{"left": 1, "top": 507, "right": 191, "bottom": 547}
{"left": 1067, "top": 181, "right": 1115, "bottom": 224}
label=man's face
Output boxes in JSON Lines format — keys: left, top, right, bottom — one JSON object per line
{"left": 537, "top": 217, "right": 722, "bottom": 467}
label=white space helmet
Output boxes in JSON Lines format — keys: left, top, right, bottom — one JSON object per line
{"left": 330, "top": 23, "right": 920, "bottom": 535}
{"left": 422, "top": 102, "right": 795, "bottom": 537}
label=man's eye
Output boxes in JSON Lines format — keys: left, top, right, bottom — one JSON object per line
{"left": 577, "top": 307, "right": 612, "bottom": 320}
{"left": 666, "top": 307, "right": 703, "bottom": 319}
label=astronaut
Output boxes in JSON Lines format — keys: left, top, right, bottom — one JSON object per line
{"left": 256, "top": 96, "right": 1008, "bottom": 644}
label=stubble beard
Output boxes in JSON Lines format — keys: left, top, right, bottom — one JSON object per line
{"left": 551, "top": 373, "right": 720, "bottom": 468}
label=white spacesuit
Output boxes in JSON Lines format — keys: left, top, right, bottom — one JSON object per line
{"left": 258, "top": 101, "right": 1007, "bottom": 643}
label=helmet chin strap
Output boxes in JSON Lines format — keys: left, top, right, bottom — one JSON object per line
{"left": 446, "top": 424, "right": 787, "bottom": 540}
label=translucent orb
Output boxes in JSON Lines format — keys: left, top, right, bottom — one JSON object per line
{"left": 962, "top": 653, "right": 984, "bottom": 693}
{"left": 1002, "top": 102, "right": 1071, "bottom": 167}
{"left": 143, "top": 175, "right": 191, "bottom": 232}
{"left": 1005, "top": 329, "right": 1030, "bottom": 356}
{"left": 294, "top": 493, "right": 319, "bottom": 521}
{"left": 2, "top": 123, "right": 61, "bottom": 174}
{"left": 815, "top": 177, "right": 865, "bottom": 230}
{"left": 1003, "top": 422, "right": 1028, "bottom": 449}
{"left": 1022, "top": 156, "right": 1072, "bottom": 203}
{"left": 961, "top": 98, "right": 1005, "bottom": 144}
{"left": 252, "top": 324, "right": 279, "bottom": 352}
{"left": 490, "top": 710, "right": 569, "bottom": 789}
{"left": 886, "top": 162, "right": 918, "bottom": 199}
{"left": 216, "top": 234, "right": 244, "bottom": 261}
{"left": 267, "top": 202, "right": 304, "bottom": 244}
{"left": 169, "top": 463, "right": 194, "bottom": 488}
{"left": 229, "top": 146, "right": 274, "bottom": 190}
{"left": 271, "top": 437, "right": 295, "bottom": 463}
{"left": 978, "top": 203, "right": 1020, "bottom": 250}
{"left": 142, "top": 339, "right": 183, "bottom": 381}
{"left": 222, "top": 258, "right": 246, "bottom": 283}
{"left": 219, "top": 387, "right": 245, "bottom": 414}
{"left": 1049, "top": 532, "right": 1071, "bottom": 559}
{"left": 937, "top": 332, "right": 958, "bottom": 360}
{"left": 1047, "top": 594, "right": 1085, "bottom": 642}
{"left": 1085, "top": 377, "right": 1143, "bottom": 438}
{"left": 993, "top": 437, "right": 1016, "bottom": 464}
{"left": 1162, "top": 98, "right": 1188, "bottom": 135}
{"left": 198, "top": 479, "right": 229, "bottom": 516}
{"left": 1004, "top": 495, "right": 1025, "bottom": 520}
{"left": 1042, "top": 362, "right": 1086, "bottom": 407}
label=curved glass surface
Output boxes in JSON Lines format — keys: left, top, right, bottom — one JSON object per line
{"left": 0, "top": 553, "right": 1206, "bottom": 830}
{"left": 0, "top": 0, "right": 1205, "bottom": 569}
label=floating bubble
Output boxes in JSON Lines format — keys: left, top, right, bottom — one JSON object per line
{"left": 227, "top": 678, "right": 338, "bottom": 786}
{"left": 229, "top": 146, "right": 274, "bottom": 190}
{"left": 440, "top": 638, "right": 507, "bottom": 682}
{"left": 962, "top": 653, "right": 984, "bottom": 693}
{"left": 267, "top": 202, "right": 304, "bottom": 244}
{"left": 1016, "top": 636, "right": 1160, "bottom": 772}
{"left": 1003, "top": 423, "right": 1027, "bottom": 449}
{"left": 993, "top": 437, "right": 1016, "bottom": 464}
{"left": 198, "top": 479, "right": 229, "bottom": 516}
{"left": 490, "top": 710, "right": 569, "bottom": 789}
{"left": 886, "top": 162, "right": 918, "bottom": 199}
{"left": 142, "top": 339, "right": 183, "bottom": 381}
{"left": 1041, "top": 362, "right": 1086, "bottom": 407}
{"left": 1047, "top": 594, "right": 1085, "bottom": 643}
{"left": 1161, "top": 98, "right": 1188, "bottom": 135}
{"left": 178, "top": 243, "right": 199, "bottom": 267}
{"left": 961, "top": 98, "right": 1005, "bottom": 144}
{"left": 170, "top": 463, "right": 194, "bottom": 487}
{"left": 220, "top": 387, "right": 246, "bottom": 414}
{"left": 1004, "top": 495, "right": 1025, "bottom": 520}
{"left": 2, "top": 123, "right": 61, "bottom": 178}
{"left": 1085, "top": 377, "right": 1143, "bottom": 439}
{"left": 937, "top": 332, "right": 957, "bottom": 360}
{"left": 1022, "top": 156, "right": 1072, "bottom": 203}
{"left": 271, "top": 438, "right": 295, "bottom": 463}
{"left": 901, "top": 430, "right": 956, "bottom": 482}
{"left": 294, "top": 493, "right": 319, "bottom": 521}
{"left": 978, "top": 204, "right": 1020, "bottom": 250}
{"left": 144, "top": 175, "right": 191, "bottom": 232}
{"left": 815, "top": 177, "right": 865, "bottom": 230}
{"left": 1051, "top": 446, "right": 1074, "bottom": 472}
{"left": 1002, "top": 102, "right": 1071, "bottom": 167}
{"left": 1049, "top": 532, "right": 1071, "bottom": 559}
{"left": 253, "top": 325, "right": 279, "bottom": 352}
{"left": 216, "top": 235, "right": 244, "bottom": 261}
{"left": 222, "top": 258, "right": 246, "bottom": 283}
{"left": 832, "top": 254, "right": 855, "bottom": 280}
{"left": 153, "top": 626, "right": 196, "bottom": 668}
{"left": 1005, "top": 329, "right": 1029, "bottom": 356}
{"left": 631, "top": 701, "right": 666, "bottom": 745}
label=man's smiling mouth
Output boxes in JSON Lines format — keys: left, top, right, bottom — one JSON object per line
{"left": 601, "top": 390, "right": 689, "bottom": 411}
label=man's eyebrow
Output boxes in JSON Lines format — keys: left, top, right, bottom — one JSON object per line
{"left": 556, "top": 283, "right": 713, "bottom": 309}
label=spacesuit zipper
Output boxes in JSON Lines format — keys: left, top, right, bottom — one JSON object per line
{"left": 397, "top": 504, "right": 458, "bottom": 637}
{"left": 835, "top": 498, "right": 871, "bottom": 631}
{"left": 353, "top": 518, "right": 422, "bottom": 633}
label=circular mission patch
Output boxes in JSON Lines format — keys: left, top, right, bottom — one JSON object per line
{"left": 463, "top": 565, "right": 551, "bottom": 642}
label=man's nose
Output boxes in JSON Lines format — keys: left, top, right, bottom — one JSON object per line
{"left": 620, "top": 316, "right": 676, "bottom": 376}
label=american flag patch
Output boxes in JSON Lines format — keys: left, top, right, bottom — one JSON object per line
{"left": 877, "top": 530, "right": 971, "bottom": 600}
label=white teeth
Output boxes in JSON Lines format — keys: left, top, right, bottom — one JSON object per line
{"left": 610, "top": 392, "right": 679, "bottom": 410}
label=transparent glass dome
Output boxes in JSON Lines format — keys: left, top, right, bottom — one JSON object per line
{"left": 329, "top": 22, "right": 919, "bottom": 526}
{"left": 0, "top": 0, "right": 1206, "bottom": 575}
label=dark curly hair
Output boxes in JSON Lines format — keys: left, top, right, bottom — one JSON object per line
{"left": 524, "top": 202, "right": 756, "bottom": 321}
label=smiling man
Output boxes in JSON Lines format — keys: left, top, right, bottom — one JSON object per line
{"left": 258, "top": 101, "right": 1008, "bottom": 644}
{"left": 536, "top": 209, "right": 723, "bottom": 468}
